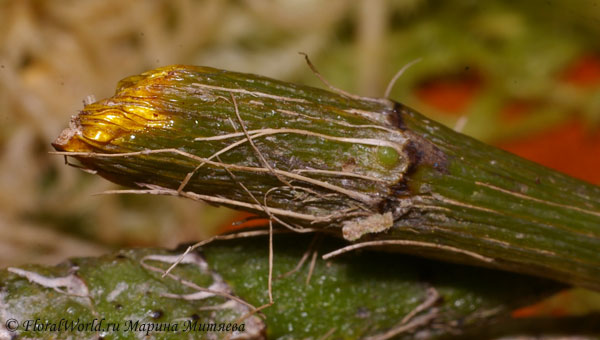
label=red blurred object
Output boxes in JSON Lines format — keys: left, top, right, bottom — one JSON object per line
{"left": 497, "top": 121, "right": 600, "bottom": 185}
{"left": 499, "top": 100, "right": 535, "bottom": 123}
{"left": 562, "top": 54, "right": 600, "bottom": 88}
{"left": 416, "top": 73, "right": 482, "bottom": 115}
{"left": 498, "top": 54, "right": 600, "bottom": 185}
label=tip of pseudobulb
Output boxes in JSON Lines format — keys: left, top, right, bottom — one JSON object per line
{"left": 51, "top": 116, "right": 93, "bottom": 153}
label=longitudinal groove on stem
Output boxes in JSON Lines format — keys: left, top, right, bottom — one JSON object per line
{"left": 54, "top": 148, "right": 379, "bottom": 205}
{"left": 98, "top": 184, "right": 367, "bottom": 224}
{"left": 194, "top": 128, "right": 405, "bottom": 153}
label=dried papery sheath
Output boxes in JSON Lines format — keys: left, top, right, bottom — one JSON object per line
{"left": 53, "top": 65, "right": 600, "bottom": 290}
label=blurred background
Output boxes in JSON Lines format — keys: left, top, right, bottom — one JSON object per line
{"left": 1, "top": 0, "right": 600, "bottom": 319}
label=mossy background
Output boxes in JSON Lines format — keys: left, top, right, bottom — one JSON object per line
{"left": 0, "top": 0, "right": 599, "bottom": 320}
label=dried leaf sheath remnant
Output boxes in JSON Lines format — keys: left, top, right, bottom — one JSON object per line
{"left": 53, "top": 65, "right": 600, "bottom": 290}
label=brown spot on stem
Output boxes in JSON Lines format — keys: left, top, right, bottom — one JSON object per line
{"left": 379, "top": 101, "right": 449, "bottom": 213}
{"left": 390, "top": 102, "right": 448, "bottom": 173}
{"left": 342, "top": 158, "right": 357, "bottom": 172}
{"left": 388, "top": 101, "right": 406, "bottom": 130}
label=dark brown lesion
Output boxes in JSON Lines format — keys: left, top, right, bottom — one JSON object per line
{"left": 377, "top": 101, "right": 450, "bottom": 216}
{"left": 392, "top": 102, "right": 447, "bottom": 170}
{"left": 386, "top": 100, "right": 448, "bottom": 181}
{"left": 386, "top": 101, "right": 407, "bottom": 130}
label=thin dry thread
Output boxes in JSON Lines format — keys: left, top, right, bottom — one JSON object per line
{"left": 384, "top": 58, "right": 422, "bottom": 98}
{"left": 299, "top": 52, "right": 390, "bottom": 106}
{"left": 322, "top": 239, "right": 494, "bottom": 263}
{"left": 218, "top": 156, "right": 277, "bottom": 303}
{"left": 278, "top": 234, "right": 320, "bottom": 279}
{"left": 230, "top": 93, "right": 293, "bottom": 188}
{"left": 140, "top": 256, "right": 257, "bottom": 311}
{"left": 305, "top": 250, "right": 318, "bottom": 286}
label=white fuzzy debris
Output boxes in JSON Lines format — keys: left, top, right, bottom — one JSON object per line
{"left": 342, "top": 212, "right": 394, "bottom": 241}
{"left": 7, "top": 267, "right": 89, "bottom": 297}
{"left": 453, "top": 115, "right": 468, "bottom": 132}
{"left": 143, "top": 253, "right": 209, "bottom": 272}
{"left": 106, "top": 281, "right": 129, "bottom": 302}
{"left": 83, "top": 94, "right": 96, "bottom": 106}
{"left": 141, "top": 252, "right": 265, "bottom": 338}
{"left": 0, "top": 290, "right": 14, "bottom": 340}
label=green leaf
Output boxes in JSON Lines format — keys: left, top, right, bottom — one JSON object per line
{"left": 1, "top": 233, "right": 561, "bottom": 339}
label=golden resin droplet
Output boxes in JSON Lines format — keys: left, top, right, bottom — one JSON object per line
{"left": 53, "top": 65, "right": 180, "bottom": 152}
{"left": 81, "top": 125, "right": 113, "bottom": 143}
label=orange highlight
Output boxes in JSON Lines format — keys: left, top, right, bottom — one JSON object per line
{"left": 512, "top": 289, "right": 573, "bottom": 318}
{"left": 219, "top": 211, "right": 269, "bottom": 233}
